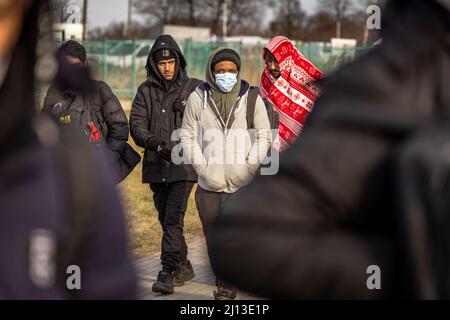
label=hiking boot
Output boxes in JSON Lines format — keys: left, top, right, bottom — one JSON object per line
{"left": 151, "top": 270, "right": 174, "bottom": 294}
{"left": 173, "top": 260, "right": 195, "bottom": 287}
{"left": 213, "top": 286, "right": 237, "bottom": 300}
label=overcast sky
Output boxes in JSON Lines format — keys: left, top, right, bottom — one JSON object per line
{"left": 82, "top": 0, "right": 321, "bottom": 29}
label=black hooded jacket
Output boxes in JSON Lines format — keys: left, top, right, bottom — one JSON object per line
{"left": 130, "top": 35, "right": 201, "bottom": 183}
{"left": 42, "top": 79, "right": 134, "bottom": 183}
{"left": 42, "top": 81, "right": 129, "bottom": 154}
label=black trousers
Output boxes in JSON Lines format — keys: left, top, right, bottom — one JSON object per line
{"left": 195, "top": 186, "right": 239, "bottom": 289}
{"left": 150, "top": 181, "right": 195, "bottom": 272}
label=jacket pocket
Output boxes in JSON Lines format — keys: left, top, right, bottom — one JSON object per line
{"left": 227, "top": 163, "right": 255, "bottom": 189}
{"left": 200, "top": 163, "right": 227, "bottom": 191}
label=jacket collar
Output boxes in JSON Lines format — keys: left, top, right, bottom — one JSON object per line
{"left": 197, "top": 80, "right": 251, "bottom": 131}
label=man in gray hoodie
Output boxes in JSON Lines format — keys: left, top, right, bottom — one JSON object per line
{"left": 180, "top": 48, "right": 272, "bottom": 299}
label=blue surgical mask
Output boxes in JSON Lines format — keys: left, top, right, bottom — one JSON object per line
{"left": 215, "top": 72, "right": 238, "bottom": 93}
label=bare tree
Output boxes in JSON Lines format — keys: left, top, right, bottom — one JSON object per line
{"left": 125, "top": 0, "right": 132, "bottom": 37}
{"left": 226, "top": 0, "right": 268, "bottom": 36}
{"left": 355, "top": 0, "right": 385, "bottom": 44}
{"left": 89, "top": 21, "right": 151, "bottom": 40}
{"left": 302, "top": 11, "right": 335, "bottom": 42}
{"left": 135, "top": 0, "right": 268, "bottom": 37}
{"left": 82, "top": 0, "right": 88, "bottom": 40}
{"left": 317, "top": 0, "right": 353, "bottom": 38}
{"left": 199, "top": 0, "right": 269, "bottom": 36}
{"left": 202, "top": 0, "right": 224, "bottom": 36}
{"left": 187, "top": 0, "right": 196, "bottom": 26}
{"left": 134, "top": 0, "right": 189, "bottom": 25}
{"left": 270, "top": 0, "right": 307, "bottom": 40}
{"left": 49, "top": 0, "right": 73, "bottom": 23}
{"left": 361, "top": 0, "right": 386, "bottom": 9}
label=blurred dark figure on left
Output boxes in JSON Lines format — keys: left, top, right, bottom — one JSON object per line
{"left": 0, "top": 0, "right": 137, "bottom": 299}
{"left": 42, "top": 40, "right": 140, "bottom": 184}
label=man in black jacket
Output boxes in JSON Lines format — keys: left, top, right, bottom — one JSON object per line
{"left": 42, "top": 41, "right": 137, "bottom": 184}
{"left": 209, "top": 0, "right": 450, "bottom": 299}
{"left": 130, "top": 34, "right": 201, "bottom": 294}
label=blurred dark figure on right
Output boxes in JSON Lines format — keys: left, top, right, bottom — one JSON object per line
{"left": 209, "top": 0, "right": 450, "bottom": 299}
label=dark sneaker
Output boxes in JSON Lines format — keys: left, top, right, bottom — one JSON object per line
{"left": 173, "top": 260, "right": 195, "bottom": 287}
{"left": 152, "top": 271, "right": 174, "bottom": 294}
{"left": 213, "top": 286, "right": 237, "bottom": 300}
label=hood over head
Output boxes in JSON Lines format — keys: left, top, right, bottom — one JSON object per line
{"left": 204, "top": 47, "right": 250, "bottom": 121}
{"left": 145, "top": 34, "right": 187, "bottom": 85}
{"left": 206, "top": 47, "right": 242, "bottom": 93}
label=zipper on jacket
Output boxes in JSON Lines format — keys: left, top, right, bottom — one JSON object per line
{"left": 203, "top": 91, "right": 229, "bottom": 188}
{"left": 159, "top": 88, "right": 172, "bottom": 181}
{"left": 224, "top": 96, "right": 242, "bottom": 133}
{"left": 208, "top": 94, "right": 245, "bottom": 137}
{"left": 208, "top": 95, "right": 226, "bottom": 132}
{"left": 223, "top": 98, "right": 234, "bottom": 131}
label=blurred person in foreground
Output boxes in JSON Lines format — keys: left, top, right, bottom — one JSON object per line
{"left": 0, "top": 0, "right": 137, "bottom": 299}
{"left": 209, "top": 0, "right": 450, "bottom": 299}
{"left": 42, "top": 40, "right": 140, "bottom": 184}
{"left": 260, "top": 36, "right": 323, "bottom": 153}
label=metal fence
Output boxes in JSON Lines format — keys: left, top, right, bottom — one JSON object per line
{"left": 44, "top": 39, "right": 371, "bottom": 101}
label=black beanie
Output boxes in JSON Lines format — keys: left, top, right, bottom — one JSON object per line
{"left": 211, "top": 49, "right": 241, "bottom": 71}
{"left": 154, "top": 48, "right": 176, "bottom": 63}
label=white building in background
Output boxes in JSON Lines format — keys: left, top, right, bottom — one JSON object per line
{"left": 331, "top": 38, "right": 357, "bottom": 49}
{"left": 53, "top": 23, "right": 84, "bottom": 42}
{"left": 52, "top": 1, "right": 84, "bottom": 42}
{"left": 222, "top": 36, "right": 269, "bottom": 46}
{"left": 331, "top": 38, "right": 358, "bottom": 58}
{"left": 150, "top": 25, "right": 211, "bottom": 42}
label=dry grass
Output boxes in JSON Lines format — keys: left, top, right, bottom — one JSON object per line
{"left": 118, "top": 127, "right": 203, "bottom": 258}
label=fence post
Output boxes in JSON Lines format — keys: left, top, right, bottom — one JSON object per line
{"left": 102, "top": 38, "right": 107, "bottom": 82}
{"left": 131, "top": 39, "right": 137, "bottom": 100}
{"left": 184, "top": 38, "right": 190, "bottom": 76}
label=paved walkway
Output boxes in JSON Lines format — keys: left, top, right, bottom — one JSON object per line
{"left": 134, "top": 234, "right": 262, "bottom": 300}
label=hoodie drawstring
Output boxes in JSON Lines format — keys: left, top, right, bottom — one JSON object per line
{"left": 203, "top": 90, "right": 208, "bottom": 110}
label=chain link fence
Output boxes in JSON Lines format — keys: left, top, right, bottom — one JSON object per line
{"left": 39, "top": 39, "right": 371, "bottom": 101}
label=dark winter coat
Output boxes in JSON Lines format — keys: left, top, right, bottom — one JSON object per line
{"left": 129, "top": 35, "right": 201, "bottom": 183}
{"left": 208, "top": 0, "right": 450, "bottom": 299}
{"left": 42, "top": 80, "right": 138, "bottom": 183}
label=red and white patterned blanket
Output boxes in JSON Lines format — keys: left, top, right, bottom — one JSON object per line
{"left": 260, "top": 36, "right": 324, "bottom": 152}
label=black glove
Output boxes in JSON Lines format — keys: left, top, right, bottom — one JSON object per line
{"left": 146, "top": 137, "right": 163, "bottom": 152}
{"left": 158, "top": 145, "right": 173, "bottom": 162}
{"left": 173, "top": 99, "right": 186, "bottom": 113}
{"left": 146, "top": 138, "right": 173, "bottom": 162}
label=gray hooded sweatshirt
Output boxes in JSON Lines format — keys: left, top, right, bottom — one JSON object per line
{"left": 180, "top": 48, "right": 272, "bottom": 193}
